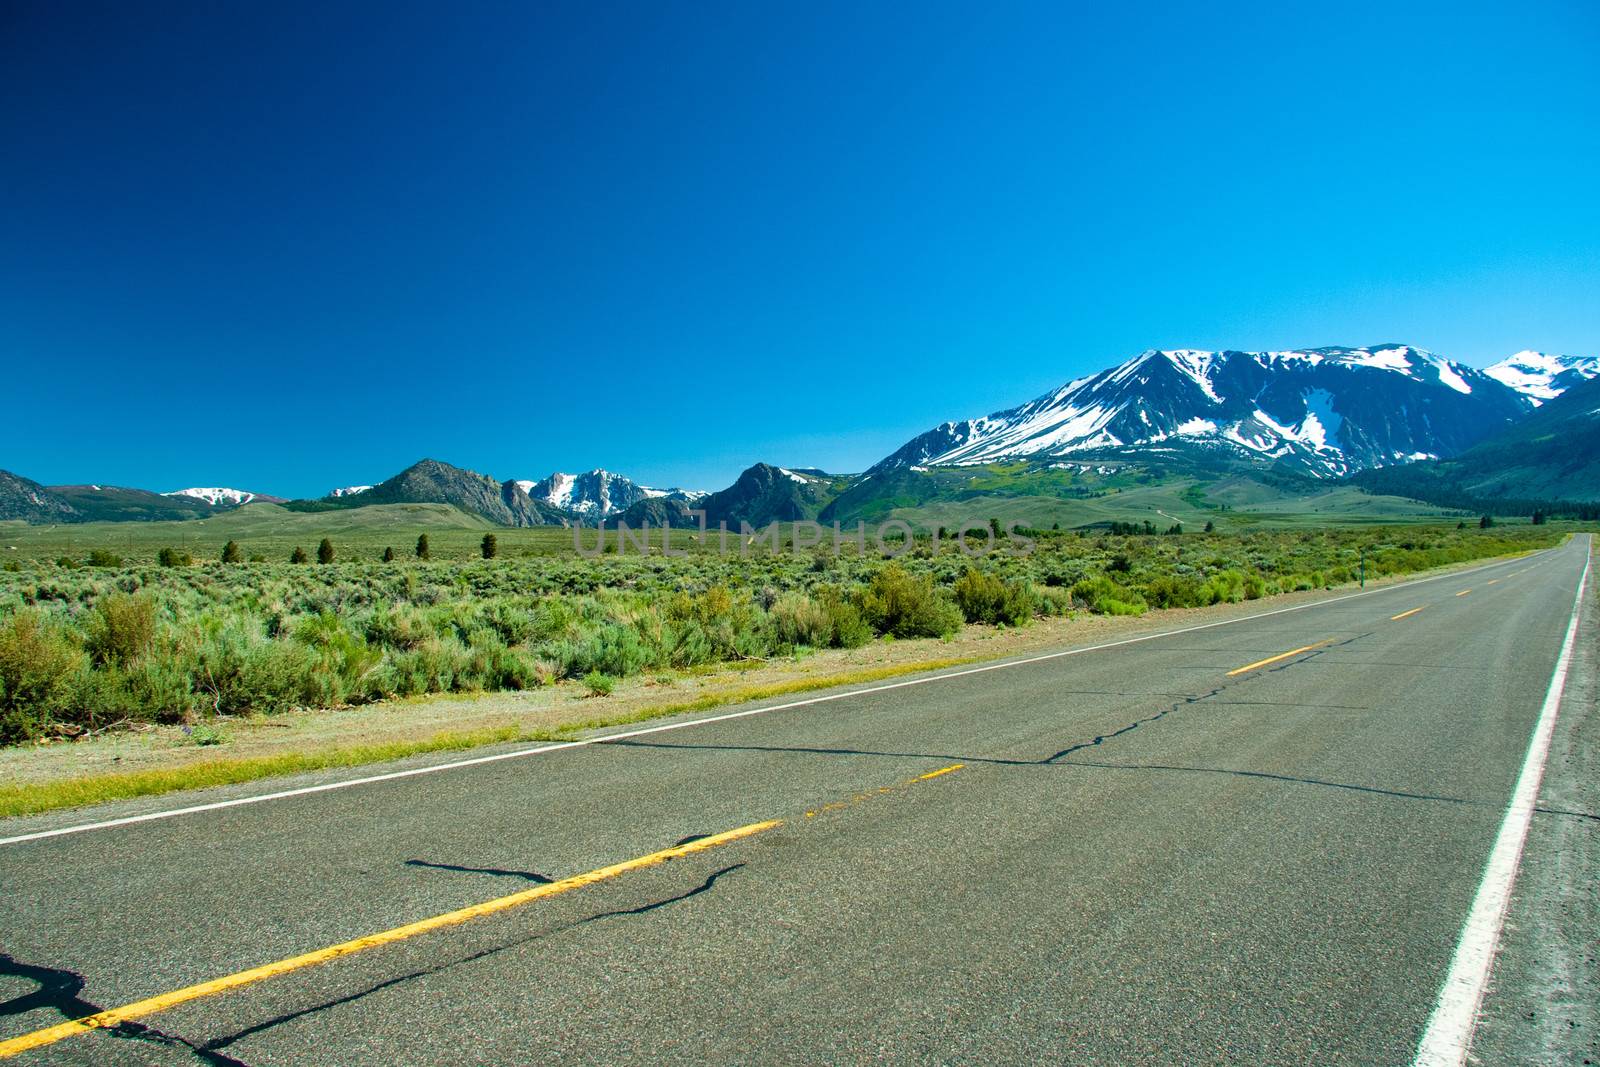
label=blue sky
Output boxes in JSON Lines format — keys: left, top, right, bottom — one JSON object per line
{"left": 3, "top": 1, "right": 1597, "bottom": 496}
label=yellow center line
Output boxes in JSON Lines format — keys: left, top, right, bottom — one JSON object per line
{"left": 1391, "top": 607, "right": 1425, "bottom": 621}
{"left": 0, "top": 819, "right": 780, "bottom": 1059}
{"left": 1486, "top": 579, "right": 1499, "bottom": 585}
{"left": 1226, "top": 640, "right": 1331, "bottom": 677}
{"left": 805, "top": 762, "right": 964, "bottom": 817}
{"left": 1456, "top": 589, "right": 1471, "bottom": 597}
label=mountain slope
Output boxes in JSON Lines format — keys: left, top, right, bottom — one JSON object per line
{"left": 0, "top": 470, "right": 77, "bottom": 523}
{"left": 696, "top": 464, "right": 838, "bottom": 527}
{"left": 610, "top": 464, "right": 838, "bottom": 528}
{"left": 1351, "top": 373, "right": 1600, "bottom": 507}
{"left": 516, "top": 469, "right": 705, "bottom": 522}
{"left": 332, "top": 459, "right": 568, "bottom": 527}
{"left": 872, "top": 345, "right": 1529, "bottom": 479}
{"left": 49, "top": 485, "right": 222, "bottom": 522}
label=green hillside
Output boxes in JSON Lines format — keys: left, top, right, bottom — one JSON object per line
{"left": 1350, "top": 374, "right": 1600, "bottom": 513}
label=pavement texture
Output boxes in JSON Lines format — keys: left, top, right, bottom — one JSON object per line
{"left": 0, "top": 536, "right": 1593, "bottom": 1065}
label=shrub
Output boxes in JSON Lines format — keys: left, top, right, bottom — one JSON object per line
{"left": 0, "top": 610, "right": 88, "bottom": 742}
{"left": 222, "top": 540, "right": 243, "bottom": 564}
{"left": 290, "top": 547, "right": 309, "bottom": 564}
{"left": 293, "top": 612, "right": 380, "bottom": 697}
{"left": 1196, "top": 570, "right": 1246, "bottom": 605}
{"left": 480, "top": 600, "right": 536, "bottom": 645}
{"left": 769, "top": 593, "right": 831, "bottom": 648}
{"left": 317, "top": 539, "right": 335, "bottom": 565}
{"left": 549, "top": 623, "right": 653, "bottom": 678}
{"left": 1143, "top": 574, "right": 1201, "bottom": 609}
{"left": 1071, "top": 576, "right": 1147, "bottom": 616}
{"left": 1036, "top": 585, "right": 1073, "bottom": 616}
{"left": 952, "top": 568, "right": 1037, "bottom": 625}
{"left": 86, "top": 549, "right": 122, "bottom": 568}
{"left": 583, "top": 670, "right": 615, "bottom": 696}
{"left": 157, "top": 547, "right": 193, "bottom": 568}
{"left": 364, "top": 602, "right": 432, "bottom": 651}
{"left": 84, "top": 592, "right": 158, "bottom": 666}
{"left": 856, "top": 566, "right": 963, "bottom": 639}
{"left": 820, "top": 591, "right": 873, "bottom": 648}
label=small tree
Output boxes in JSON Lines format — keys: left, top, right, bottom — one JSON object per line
{"left": 1531, "top": 509, "right": 1547, "bottom": 526}
{"left": 382, "top": 546, "right": 396, "bottom": 562}
{"left": 157, "top": 547, "right": 191, "bottom": 568}
{"left": 481, "top": 533, "right": 498, "bottom": 559}
{"left": 1204, "top": 520, "right": 1215, "bottom": 533}
{"left": 415, "top": 534, "right": 430, "bottom": 560}
{"left": 1479, "top": 514, "right": 1494, "bottom": 529}
{"left": 317, "top": 538, "right": 335, "bottom": 564}
{"left": 290, "top": 546, "right": 309, "bottom": 564}
{"left": 221, "top": 540, "right": 243, "bottom": 564}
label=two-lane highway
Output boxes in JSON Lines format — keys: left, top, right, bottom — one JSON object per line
{"left": 0, "top": 537, "right": 1591, "bottom": 1064}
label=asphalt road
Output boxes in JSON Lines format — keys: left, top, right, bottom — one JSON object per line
{"left": 0, "top": 536, "right": 1593, "bottom": 1065}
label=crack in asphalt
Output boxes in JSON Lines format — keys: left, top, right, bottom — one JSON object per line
{"left": 403, "top": 859, "right": 554, "bottom": 883}
{"left": 0, "top": 953, "right": 252, "bottom": 1066}
{"left": 190, "top": 863, "right": 746, "bottom": 1057}
{"left": 596, "top": 630, "right": 1600, "bottom": 819}
{"left": 0, "top": 862, "right": 746, "bottom": 1064}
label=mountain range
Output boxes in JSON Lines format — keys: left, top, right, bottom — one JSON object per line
{"left": 872, "top": 345, "right": 1544, "bottom": 479}
{"left": 3, "top": 344, "right": 1595, "bottom": 528}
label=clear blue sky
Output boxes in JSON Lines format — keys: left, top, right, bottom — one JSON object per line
{"left": 3, "top": 1, "right": 1597, "bottom": 496}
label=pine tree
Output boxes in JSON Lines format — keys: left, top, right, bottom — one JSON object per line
{"left": 221, "top": 540, "right": 243, "bottom": 564}
{"left": 416, "top": 534, "right": 431, "bottom": 560}
{"left": 382, "top": 546, "right": 396, "bottom": 562}
{"left": 317, "top": 538, "right": 335, "bottom": 564}
{"left": 1479, "top": 514, "right": 1494, "bottom": 529}
{"left": 481, "top": 533, "right": 498, "bottom": 559}
{"left": 1204, "top": 520, "right": 1215, "bottom": 533}
{"left": 290, "top": 546, "right": 309, "bottom": 564}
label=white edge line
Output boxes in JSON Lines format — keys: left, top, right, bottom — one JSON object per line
{"left": 0, "top": 546, "right": 1566, "bottom": 848}
{"left": 1413, "top": 536, "right": 1591, "bottom": 1067}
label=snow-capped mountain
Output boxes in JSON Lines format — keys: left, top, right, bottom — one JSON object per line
{"left": 516, "top": 469, "right": 704, "bottom": 520}
{"left": 1483, "top": 351, "right": 1600, "bottom": 405}
{"left": 163, "top": 487, "right": 266, "bottom": 507}
{"left": 328, "top": 485, "right": 372, "bottom": 498}
{"left": 872, "top": 345, "right": 1533, "bottom": 478}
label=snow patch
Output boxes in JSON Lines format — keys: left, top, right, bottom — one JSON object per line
{"left": 1484, "top": 350, "right": 1600, "bottom": 403}
{"left": 164, "top": 488, "right": 257, "bottom": 507}
{"left": 1161, "top": 349, "right": 1223, "bottom": 403}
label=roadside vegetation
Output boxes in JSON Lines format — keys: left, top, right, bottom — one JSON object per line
{"left": 0, "top": 524, "right": 1567, "bottom": 746}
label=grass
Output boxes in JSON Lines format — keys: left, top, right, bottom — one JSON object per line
{"left": 0, "top": 654, "right": 980, "bottom": 819}
{"left": 0, "top": 722, "right": 552, "bottom": 819}
{"left": 0, "top": 502, "right": 704, "bottom": 564}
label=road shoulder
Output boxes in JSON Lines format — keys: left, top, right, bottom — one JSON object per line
{"left": 1469, "top": 548, "right": 1598, "bottom": 1065}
